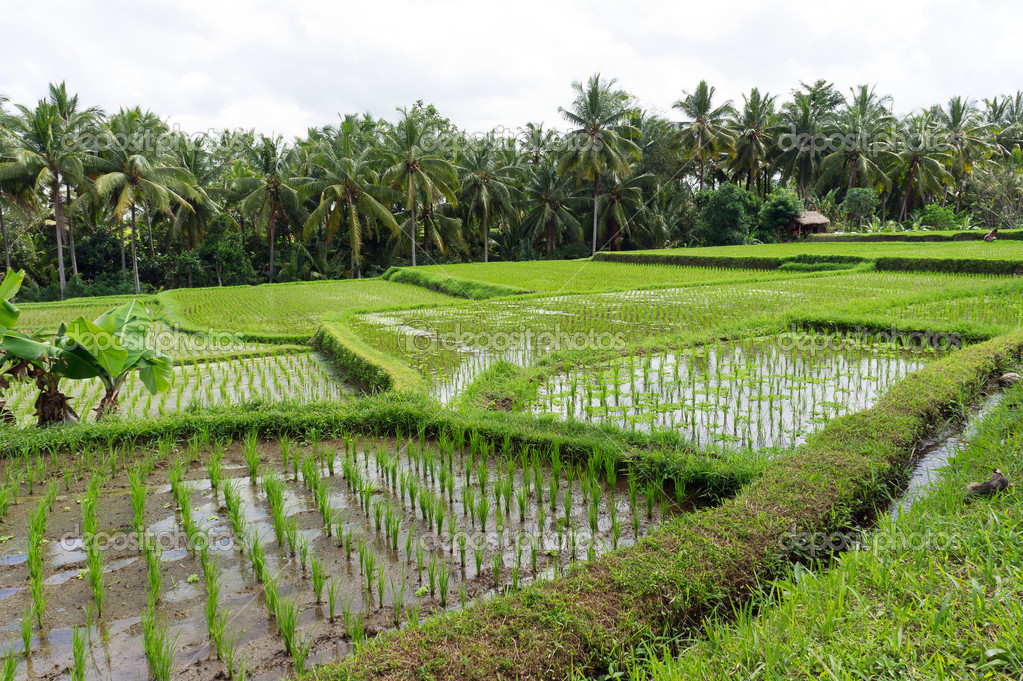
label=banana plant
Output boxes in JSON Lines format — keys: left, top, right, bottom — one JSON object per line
{"left": 0, "top": 268, "right": 27, "bottom": 422}
{"left": 57, "top": 300, "right": 173, "bottom": 419}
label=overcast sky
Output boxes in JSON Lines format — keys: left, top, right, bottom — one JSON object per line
{"left": 2, "top": 0, "right": 1018, "bottom": 138}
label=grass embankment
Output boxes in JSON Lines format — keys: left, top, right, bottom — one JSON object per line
{"left": 303, "top": 330, "right": 1023, "bottom": 681}
{"left": 809, "top": 228, "right": 1023, "bottom": 242}
{"left": 313, "top": 319, "right": 425, "bottom": 393}
{"left": 644, "top": 381, "right": 1023, "bottom": 680}
{"left": 596, "top": 241, "right": 1023, "bottom": 275}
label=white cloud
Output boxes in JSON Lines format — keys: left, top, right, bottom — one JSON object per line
{"left": 1, "top": 0, "right": 1019, "bottom": 137}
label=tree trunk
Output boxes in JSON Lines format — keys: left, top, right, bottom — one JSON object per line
{"left": 33, "top": 373, "right": 78, "bottom": 426}
{"left": 546, "top": 220, "right": 555, "bottom": 254}
{"left": 144, "top": 203, "right": 156, "bottom": 259}
{"left": 899, "top": 176, "right": 913, "bottom": 222}
{"left": 129, "top": 204, "right": 141, "bottom": 294}
{"left": 118, "top": 217, "right": 127, "bottom": 280}
{"left": 410, "top": 196, "right": 417, "bottom": 267}
{"left": 95, "top": 385, "right": 120, "bottom": 420}
{"left": 268, "top": 212, "right": 277, "bottom": 279}
{"left": 0, "top": 202, "right": 9, "bottom": 271}
{"left": 483, "top": 212, "right": 489, "bottom": 263}
{"left": 591, "top": 173, "right": 600, "bottom": 256}
{"left": 51, "top": 181, "right": 67, "bottom": 300}
{"left": 66, "top": 184, "right": 78, "bottom": 277}
{"left": 699, "top": 155, "right": 705, "bottom": 192}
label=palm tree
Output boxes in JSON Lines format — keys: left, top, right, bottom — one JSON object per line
{"left": 94, "top": 108, "right": 195, "bottom": 293}
{"left": 816, "top": 85, "right": 895, "bottom": 194}
{"left": 673, "top": 80, "right": 735, "bottom": 192}
{"left": 382, "top": 108, "right": 458, "bottom": 266}
{"left": 934, "top": 96, "right": 992, "bottom": 211}
{"left": 458, "top": 137, "right": 519, "bottom": 262}
{"left": 594, "top": 168, "right": 654, "bottom": 250}
{"left": 518, "top": 161, "right": 582, "bottom": 254}
{"left": 231, "top": 135, "right": 305, "bottom": 279}
{"left": 558, "top": 74, "right": 639, "bottom": 256}
{"left": 892, "top": 114, "right": 953, "bottom": 221}
{"left": 46, "top": 82, "right": 102, "bottom": 276}
{"left": 728, "top": 88, "right": 779, "bottom": 194}
{"left": 170, "top": 133, "right": 225, "bottom": 250}
{"left": 305, "top": 144, "right": 399, "bottom": 278}
{"left": 0, "top": 93, "right": 98, "bottom": 300}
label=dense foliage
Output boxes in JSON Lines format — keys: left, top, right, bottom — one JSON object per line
{"left": 1, "top": 79, "right": 1021, "bottom": 300}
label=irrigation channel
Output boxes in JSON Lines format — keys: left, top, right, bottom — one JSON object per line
{"left": 889, "top": 389, "right": 1007, "bottom": 517}
{"left": 0, "top": 432, "right": 689, "bottom": 680}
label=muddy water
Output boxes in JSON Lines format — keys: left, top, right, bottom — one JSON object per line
{"left": 0, "top": 437, "right": 681, "bottom": 681}
{"left": 889, "top": 392, "right": 1004, "bottom": 517}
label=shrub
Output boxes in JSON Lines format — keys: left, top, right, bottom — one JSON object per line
{"left": 693, "top": 184, "right": 761, "bottom": 246}
{"left": 758, "top": 190, "right": 802, "bottom": 240}
{"left": 841, "top": 188, "right": 880, "bottom": 226}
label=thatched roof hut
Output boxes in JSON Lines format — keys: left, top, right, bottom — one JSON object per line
{"left": 790, "top": 211, "right": 830, "bottom": 236}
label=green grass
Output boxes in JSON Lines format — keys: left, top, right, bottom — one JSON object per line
{"left": 642, "top": 381, "right": 1023, "bottom": 680}
{"left": 391, "top": 260, "right": 794, "bottom": 294}
{"left": 160, "top": 278, "right": 457, "bottom": 337}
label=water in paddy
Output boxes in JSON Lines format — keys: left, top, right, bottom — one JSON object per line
{"left": 533, "top": 334, "right": 949, "bottom": 450}
{"left": 0, "top": 436, "right": 684, "bottom": 680}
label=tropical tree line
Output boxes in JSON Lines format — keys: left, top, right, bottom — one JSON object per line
{"left": 1, "top": 77, "right": 1021, "bottom": 300}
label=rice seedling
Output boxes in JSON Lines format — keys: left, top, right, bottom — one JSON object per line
{"left": 311, "top": 555, "right": 327, "bottom": 603}
{"left": 474, "top": 545, "right": 484, "bottom": 575}
{"left": 144, "top": 537, "right": 164, "bottom": 606}
{"left": 19, "top": 607, "right": 32, "bottom": 657}
{"left": 376, "top": 565, "right": 387, "bottom": 608}
{"left": 390, "top": 578, "right": 407, "bottom": 627}
{"left": 129, "top": 467, "right": 147, "bottom": 545}
{"left": 427, "top": 554, "right": 438, "bottom": 597}
{"left": 239, "top": 431, "right": 260, "bottom": 481}
{"left": 327, "top": 578, "right": 341, "bottom": 622}
{"left": 244, "top": 531, "right": 267, "bottom": 582}
{"left": 275, "top": 595, "right": 302, "bottom": 657}
{"left": 141, "top": 606, "right": 178, "bottom": 681}
{"left": 297, "top": 535, "right": 310, "bottom": 572}
{"left": 71, "top": 626, "right": 88, "bottom": 681}
{"left": 207, "top": 441, "right": 224, "bottom": 497}
{"left": 492, "top": 551, "right": 502, "bottom": 589}
{"left": 404, "top": 598, "right": 420, "bottom": 627}
{"left": 263, "top": 573, "right": 281, "bottom": 618}
{"left": 291, "top": 627, "right": 315, "bottom": 674}
{"left": 1, "top": 646, "right": 17, "bottom": 681}
{"left": 438, "top": 563, "right": 451, "bottom": 607}
{"left": 284, "top": 516, "right": 298, "bottom": 556}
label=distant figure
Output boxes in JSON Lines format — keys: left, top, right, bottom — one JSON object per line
{"left": 966, "top": 468, "right": 1012, "bottom": 496}
{"left": 984, "top": 228, "right": 999, "bottom": 242}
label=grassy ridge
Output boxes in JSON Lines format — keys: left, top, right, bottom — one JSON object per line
{"left": 382, "top": 266, "right": 525, "bottom": 299}
{"left": 305, "top": 330, "right": 1023, "bottom": 681}
{"left": 596, "top": 241, "right": 1023, "bottom": 275}
{"left": 809, "top": 228, "right": 1023, "bottom": 242}
{"left": 646, "top": 381, "right": 1023, "bottom": 680}
{"left": 312, "top": 319, "right": 424, "bottom": 393}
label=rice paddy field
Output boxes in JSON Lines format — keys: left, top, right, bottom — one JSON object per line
{"left": 3, "top": 245, "right": 1023, "bottom": 681}
{"left": 162, "top": 280, "right": 457, "bottom": 336}
{"left": 405, "top": 260, "right": 788, "bottom": 293}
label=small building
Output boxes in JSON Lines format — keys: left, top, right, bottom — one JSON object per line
{"left": 790, "top": 211, "right": 831, "bottom": 238}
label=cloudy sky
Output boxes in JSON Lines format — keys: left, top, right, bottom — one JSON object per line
{"left": 2, "top": 0, "right": 1018, "bottom": 138}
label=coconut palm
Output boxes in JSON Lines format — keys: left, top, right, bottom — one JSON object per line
{"left": 816, "top": 85, "right": 896, "bottom": 193}
{"left": 304, "top": 144, "right": 399, "bottom": 278}
{"left": 0, "top": 92, "right": 98, "bottom": 299}
{"left": 382, "top": 108, "right": 458, "bottom": 267}
{"left": 593, "top": 168, "right": 654, "bottom": 250}
{"left": 934, "top": 96, "right": 993, "bottom": 211}
{"left": 518, "top": 160, "right": 582, "bottom": 254}
{"left": 94, "top": 108, "right": 195, "bottom": 293}
{"left": 892, "top": 114, "right": 954, "bottom": 221}
{"left": 728, "top": 89, "right": 779, "bottom": 194}
{"left": 558, "top": 74, "right": 639, "bottom": 255}
{"left": 458, "top": 137, "right": 519, "bottom": 262}
{"left": 231, "top": 134, "right": 306, "bottom": 279}
{"left": 673, "top": 81, "right": 735, "bottom": 192}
